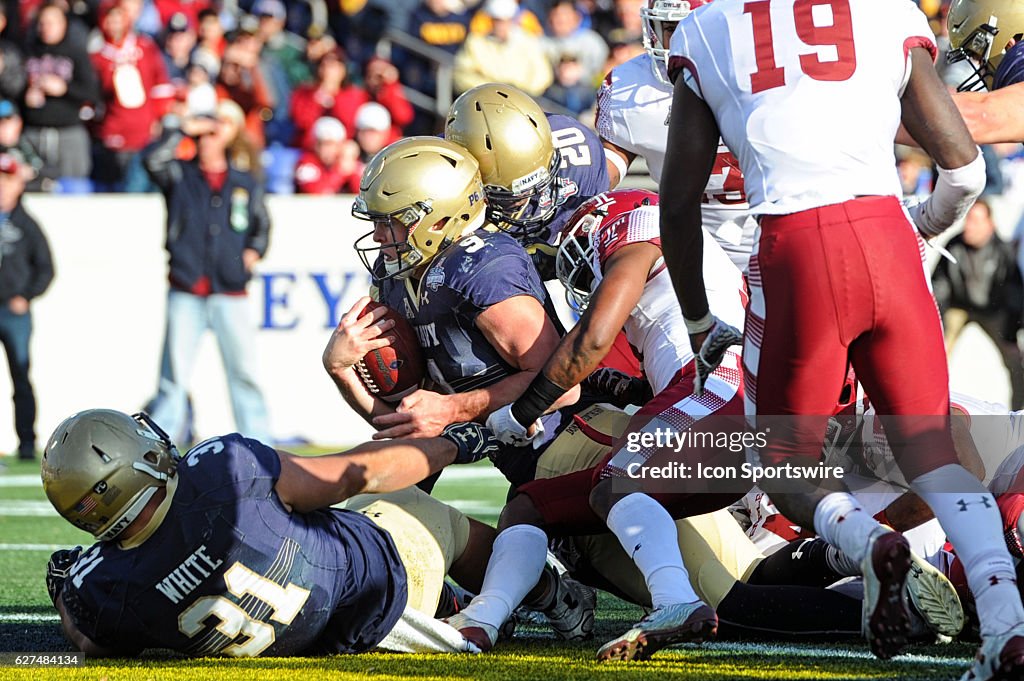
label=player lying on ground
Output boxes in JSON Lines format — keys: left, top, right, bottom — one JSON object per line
{"left": 40, "top": 409, "right": 582, "bottom": 657}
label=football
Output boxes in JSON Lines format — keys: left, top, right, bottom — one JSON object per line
{"left": 353, "top": 300, "right": 425, "bottom": 402}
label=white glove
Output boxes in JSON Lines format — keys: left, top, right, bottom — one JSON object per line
{"left": 486, "top": 404, "right": 544, "bottom": 447}
{"left": 693, "top": 318, "right": 743, "bottom": 396}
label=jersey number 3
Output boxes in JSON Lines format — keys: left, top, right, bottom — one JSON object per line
{"left": 744, "top": 0, "right": 856, "bottom": 94}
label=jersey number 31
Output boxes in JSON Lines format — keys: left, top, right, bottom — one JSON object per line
{"left": 744, "top": 0, "right": 856, "bottom": 93}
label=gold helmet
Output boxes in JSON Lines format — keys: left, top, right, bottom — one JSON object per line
{"left": 41, "top": 410, "right": 178, "bottom": 541}
{"left": 947, "top": 0, "right": 1024, "bottom": 90}
{"left": 353, "top": 136, "right": 487, "bottom": 279}
{"left": 444, "top": 83, "right": 560, "bottom": 238}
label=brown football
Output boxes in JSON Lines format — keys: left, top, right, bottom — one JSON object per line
{"left": 354, "top": 300, "right": 425, "bottom": 402}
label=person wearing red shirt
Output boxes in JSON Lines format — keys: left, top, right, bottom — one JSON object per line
{"left": 363, "top": 56, "right": 413, "bottom": 135}
{"left": 293, "top": 116, "right": 361, "bottom": 194}
{"left": 91, "top": 0, "right": 174, "bottom": 191}
{"left": 289, "top": 46, "right": 366, "bottom": 148}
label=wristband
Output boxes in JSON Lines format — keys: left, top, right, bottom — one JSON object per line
{"left": 511, "top": 373, "right": 568, "bottom": 427}
{"left": 684, "top": 311, "right": 714, "bottom": 335}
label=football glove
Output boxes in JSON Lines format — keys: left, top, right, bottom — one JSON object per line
{"left": 46, "top": 546, "right": 82, "bottom": 607}
{"left": 440, "top": 422, "right": 501, "bottom": 464}
{"left": 486, "top": 404, "right": 545, "bottom": 448}
{"left": 693, "top": 317, "right": 743, "bottom": 396}
{"left": 583, "top": 367, "right": 652, "bottom": 408}
{"left": 524, "top": 239, "right": 558, "bottom": 281}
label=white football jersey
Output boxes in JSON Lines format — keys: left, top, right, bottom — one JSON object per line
{"left": 669, "top": 0, "right": 936, "bottom": 215}
{"left": 859, "top": 392, "right": 1024, "bottom": 489}
{"left": 590, "top": 204, "right": 747, "bottom": 394}
{"left": 596, "top": 53, "right": 757, "bottom": 272}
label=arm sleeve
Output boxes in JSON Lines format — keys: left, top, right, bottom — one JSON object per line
{"left": 461, "top": 251, "right": 546, "bottom": 318}
{"left": 246, "top": 184, "right": 271, "bottom": 256}
{"left": 142, "top": 126, "right": 184, "bottom": 192}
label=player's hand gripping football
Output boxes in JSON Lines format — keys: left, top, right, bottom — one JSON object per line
{"left": 46, "top": 546, "right": 82, "bottom": 607}
{"left": 486, "top": 404, "right": 545, "bottom": 447}
{"left": 689, "top": 317, "right": 743, "bottom": 396}
{"left": 322, "top": 296, "right": 395, "bottom": 376}
{"left": 372, "top": 389, "right": 455, "bottom": 439}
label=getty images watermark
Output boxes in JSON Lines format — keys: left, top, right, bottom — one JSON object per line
{"left": 620, "top": 426, "right": 846, "bottom": 485}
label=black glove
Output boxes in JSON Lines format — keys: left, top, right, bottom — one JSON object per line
{"left": 693, "top": 318, "right": 743, "bottom": 396}
{"left": 583, "top": 367, "right": 653, "bottom": 408}
{"left": 525, "top": 239, "right": 558, "bottom": 281}
{"left": 440, "top": 422, "right": 501, "bottom": 464}
{"left": 46, "top": 546, "right": 82, "bottom": 607}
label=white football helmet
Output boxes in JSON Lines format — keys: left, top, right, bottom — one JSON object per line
{"left": 641, "top": 0, "right": 700, "bottom": 85}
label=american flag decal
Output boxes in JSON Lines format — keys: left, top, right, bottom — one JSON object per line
{"left": 73, "top": 496, "right": 97, "bottom": 515}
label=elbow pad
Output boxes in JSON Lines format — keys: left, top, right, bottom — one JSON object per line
{"left": 910, "top": 149, "right": 986, "bottom": 238}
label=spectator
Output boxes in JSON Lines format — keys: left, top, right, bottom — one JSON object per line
{"left": 182, "top": 49, "right": 218, "bottom": 115}
{"left": 611, "top": 0, "right": 644, "bottom": 39}
{"left": 21, "top": 1, "right": 99, "bottom": 183}
{"left": 401, "top": 0, "right": 472, "bottom": 96}
{"left": 601, "top": 27, "right": 644, "bottom": 74}
{"left": 0, "top": 149, "right": 54, "bottom": 461}
{"left": 363, "top": 56, "right": 413, "bottom": 135}
{"left": 153, "top": 0, "right": 210, "bottom": 31}
{"left": 469, "top": 0, "right": 544, "bottom": 36}
{"left": 289, "top": 46, "right": 365, "bottom": 147}
{"left": 544, "top": 51, "right": 595, "bottom": 115}
{"left": 303, "top": 24, "right": 337, "bottom": 65}
{"left": 161, "top": 12, "right": 197, "bottom": 82}
{"left": 353, "top": 101, "right": 394, "bottom": 161}
{"left": 453, "top": 0, "right": 553, "bottom": 96}
{"left": 933, "top": 198, "right": 1024, "bottom": 409}
{"left": 294, "top": 115, "right": 361, "bottom": 194}
{"left": 252, "top": 0, "right": 306, "bottom": 146}
{"left": 215, "top": 37, "right": 273, "bottom": 150}
{"left": 542, "top": 0, "right": 608, "bottom": 84}
{"left": 895, "top": 144, "right": 933, "bottom": 200}
{"left": 195, "top": 7, "right": 225, "bottom": 59}
{"left": 0, "top": 100, "right": 45, "bottom": 183}
{"left": 90, "top": 0, "right": 174, "bottom": 192}
{"left": 142, "top": 105, "right": 272, "bottom": 445}
{"left": 0, "top": 1, "right": 27, "bottom": 102}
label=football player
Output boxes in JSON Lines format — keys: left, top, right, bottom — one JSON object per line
{"left": 328, "top": 137, "right": 595, "bottom": 640}
{"left": 665, "top": 1, "right": 1024, "bottom": 678}
{"left": 596, "top": 0, "right": 757, "bottom": 272}
{"left": 42, "top": 409, "right": 501, "bottom": 657}
{"left": 451, "top": 189, "right": 747, "bottom": 659}
{"left": 444, "top": 83, "right": 610, "bottom": 249}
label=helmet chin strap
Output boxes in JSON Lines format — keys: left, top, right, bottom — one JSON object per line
{"left": 97, "top": 486, "right": 161, "bottom": 541}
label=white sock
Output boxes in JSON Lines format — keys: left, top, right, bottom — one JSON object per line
{"left": 605, "top": 493, "right": 698, "bottom": 608}
{"left": 911, "top": 464, "right": 1024, "bottom": 636}
{"left": 460, "top": 524, "right": 548, "bottom": 630}
{"left": 813, "top": 492, "right": 883, "bottom": 565}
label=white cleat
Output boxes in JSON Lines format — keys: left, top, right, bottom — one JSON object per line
{"left": 596, "top": 600, "right": 717, "bottom": 662}
{"left": 905, "top": 550, "right": 964, "bottom": 638}
{"left": 961, "top": 624, "right": 1024, "bottom": 681}
{"left": 445, "top": 612, "right": 499, "bottom": 653}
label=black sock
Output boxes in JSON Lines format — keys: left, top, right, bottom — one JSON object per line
{"left": 746, "top": 538, "right": 846, "bottom": 588}
{"left": 716, "top": 581, "right": 861, "bottom": 641}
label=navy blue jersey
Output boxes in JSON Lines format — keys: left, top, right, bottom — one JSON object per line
{"left": 373, "top": 232, "right": 565, "bottom": 485}
{"left": 545, "top": 114, "right": 609, "bottom": 244}
{"left": 995, "top": 41, "right": 1024, "bottom": 90}
{"left": 60, "top": 435, "right": 408, "bottom": 656}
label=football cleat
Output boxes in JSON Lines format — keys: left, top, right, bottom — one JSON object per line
{"left": 445, "top": 612, "right": 499, "bottom": 653}
{"left": 905, "top": 550, "right": 964, "bottom": 638}
{"left": 544, "top": 576, "right": 597, "bottom": 641}
{"left": 961, "top": 624, "right": 1024, "bottom": 681}
{"left": 596, "top": 600, "right": 717, "bottom": 662}
{"left": 862, "top": 530, "right": 912, "bottom": 659}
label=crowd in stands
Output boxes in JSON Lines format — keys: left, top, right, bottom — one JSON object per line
{"left": 0, "top": 0, "right": 996, "bottom": 195}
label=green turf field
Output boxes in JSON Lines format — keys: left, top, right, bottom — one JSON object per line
{"left": 0, "top": 456, "right": 981, "bottom": 680}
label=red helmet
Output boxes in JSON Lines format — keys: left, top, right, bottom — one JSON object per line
{"left": 555, "top": 189, "right": 658, "bottom": 311}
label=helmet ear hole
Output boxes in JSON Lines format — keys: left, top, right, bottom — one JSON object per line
{"left": 144, "top": 451, "right": 159, "bottom": 465}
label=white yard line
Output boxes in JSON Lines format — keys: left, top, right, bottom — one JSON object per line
{"left": 0, "top": 613, "right": 60, "bottom": 622}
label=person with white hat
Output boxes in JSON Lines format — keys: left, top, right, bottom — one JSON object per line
{"left": 294, "top": 116, "right": 361, "bottom": 194}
